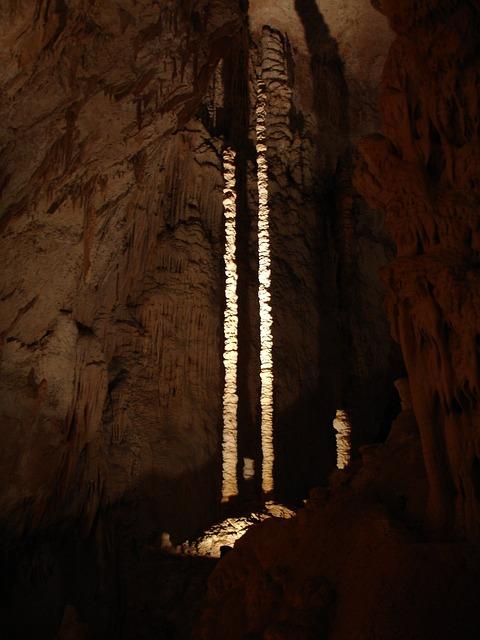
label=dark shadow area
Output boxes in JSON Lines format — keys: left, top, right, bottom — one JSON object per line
{"left": 128, "top": 461, "right": 221, "bottom": 544}
{"left": 274, "top": 391, "right": 336, "bottom": 501}
{"left": 271, "top": 2, "right": 348, "bottom": 496}
{"left": 0, "top": 463, "right": 221, "bottom": 639}
{"left": 292, "top": 0, "right": 403, "bottom": 456}
{"left": 332, "top": 151, "right": 404, "bottom": 448}
{"left": 294, "top": 0, "right": 349, "bottom": 138}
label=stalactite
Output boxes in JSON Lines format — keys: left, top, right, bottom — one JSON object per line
{"left": 255, "top": 78, "right": 274, "bottom": 495}
{"left": 221, "top": 147, "right": 239, "bottom": 501}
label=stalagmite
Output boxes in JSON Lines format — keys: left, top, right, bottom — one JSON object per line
{"left": 333, "top": 409, "right": 352, "bottom": 469}
{"left": 243, "top": 458, "right": 255, "bottom": 481}
{"left": 255, "top": 79, "right": 275, "bottom": 494}
{"left": 221, "top": 148, "right": 239, "bottom": 501}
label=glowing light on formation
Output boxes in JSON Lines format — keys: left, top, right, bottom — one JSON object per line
{"left": 221, "top": 148, "right": 239, "bottom": 501}
{"left": 255, "top": 79, "right": 274, "bottom": 494}
{"left": 181, "top": 502, "right": 295, "bottom": 558}
{"left": 333, "top": 409, "right": 351, "bottom": 469}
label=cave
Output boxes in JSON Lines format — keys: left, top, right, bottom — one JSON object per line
{"left": 1, "top": 0, "right": 480, "bottom": 638}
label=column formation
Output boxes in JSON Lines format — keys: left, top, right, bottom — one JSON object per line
{"left": 333, "top": 409, "right": 351, "bottom": 469}
{"left": 221, "top": 148, "right": 239, "bottom": 501}
{"left": 255, "top": 79, "right": 274, "bottom": 494}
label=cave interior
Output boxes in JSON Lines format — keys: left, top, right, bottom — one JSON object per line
{"left": 1, "top": 0, "right": 480, "bottom": 638}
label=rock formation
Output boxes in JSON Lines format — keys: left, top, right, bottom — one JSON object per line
{"left": 197, "top": 1, "right": 480, "bottom": 638}
{"left": 0, "top": 0, "right": 396, "bottom": 543}
{"left": 0, "top": 0, "right": 244, "bottom": 543}
{"left": 356, "top": 0, "right": 480, "bottom": 537}
{"left": 3, "top": 0, "right": 473, "bottom": 637}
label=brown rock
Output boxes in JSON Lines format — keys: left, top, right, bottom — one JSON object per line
{"left": 356, "top": 0, "right": 480, "bottom": 537}
{"left": 0, "top": 0, "right": 397, "bottom": 542}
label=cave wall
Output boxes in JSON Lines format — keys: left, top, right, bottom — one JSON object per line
{"left": 0, "top": 0, "right": 399, "bottom": 544}
{"left": 248, "top": 0, "right": 398, "bottom": 484}
{"left": 356, "top": 0, "right": 480, "bottom": 537}
{"left": 0, "top": 0, "right": 248, "bottom": 541}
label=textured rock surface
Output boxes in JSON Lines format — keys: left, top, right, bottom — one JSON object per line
{"left": 196, "top": 397, "right": 480, "bottom": 640}
{"left": 0, "top": 0, "right": 397, "bottom": 540}
{"left": 356, "top": 0, "right": 480, "bottom": 537}
{"left": 244, "top": 0, "right": 398, "bottom": 499}
{"left": 0, "top": 0, "right": 409, "bottom": 636}
{"left": 181, "top": 501, "right": 295, "bottom": 558}
{"left": 0, "top": 0, "right": 245, "bottom": 540}
{"left": 198, "top": 500, "right": 480, "bottom": 639}
{"left": 197, "top": 2, "right": 480, "bottom": 637}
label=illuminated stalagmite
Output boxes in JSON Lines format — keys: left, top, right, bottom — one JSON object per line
{"left": 333, "top": 409, "right": 351, "bottom": 470}
{"left": 255, "top": 79, "right": 274, "bottom": 494}
{"left": 221, "top": 77, "right": 275, "bottom": 498}
{"left": 221, "top": 148, "right": 239, "bottom": 501}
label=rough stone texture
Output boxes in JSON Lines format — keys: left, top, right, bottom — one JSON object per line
{"left": 197, "top": 2, "right": 480, "bottom": 637}
{"left": 0, "top": 1, "right": 409, "bottom": 636}
{"left": 250, "top": 0, "right": 393, "bottom": 141}
{"left": 244, "top": 0, "right": 399, "bottom": 501}
{"left": 196, "top": 399, "right": 480, "bottom": 640}
{"left": 181, "top": 501, "right": 295, "bottom": 558}
{"left": 199, "top": 511, "right": 480, "bottom": 640}
{"left": 355, "top": 0, "right": 480, "bottom": 537}
{"left": 0, "top": 0, "right": 398, "bottom": 542}
{"left": 0, "top": 0, "right": 246, "bottom": 541}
